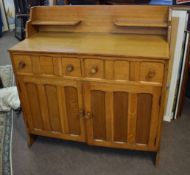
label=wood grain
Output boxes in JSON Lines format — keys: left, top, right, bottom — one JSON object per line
{"left": 136, "top": 93, "right": 152, "bottom": 144}
{"left": 91, "top": 90, "right": 106, "bottom": 140}
{"left": 45, "top": 85, "right": 62, "bottom": 132}
{"left": 26, "top": 83, "right": 44, "bottom": 130}
{"left": 10, "top": 33, "right": 169, "bottom": 60}
{"left": 65, "top": 86, "right": 81, "bottom": 135}
{"left": 113, "top": 92, "right": 128, "bottom": 142}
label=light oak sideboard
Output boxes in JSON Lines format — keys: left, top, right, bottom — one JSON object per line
{"left": 9, "top": 5, "right": 171, "bottom": 166}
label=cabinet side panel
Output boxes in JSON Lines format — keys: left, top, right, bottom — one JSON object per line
{"left": 64, "top": 87, "right": 81, "bottom": 135}
{"left": 26, "top": 83, "right": 44, "bottom": 130}
{"left": 113, "top": 92, "right": 128, "bottom": 142}
{"left": 91, "top": 90, "right": 106, "bottom": 140}
{"left": 45, "top": 85, "right": 62, "bottom": 132}
{"left": 136, "top": 93, "right": 152, "bottom": 144}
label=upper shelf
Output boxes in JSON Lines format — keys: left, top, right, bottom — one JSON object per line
{"left": 31, "top": 20, "right": 81, "bottom": 26}
{"left": 26, "top": 5, "right": 171, "bottom": 40}
{"left": 113, "top": 19, "right": 170, "bottom": 28}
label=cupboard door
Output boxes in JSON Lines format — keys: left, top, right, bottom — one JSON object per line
{"left": 84, "top": 82, "right": 161, "bottom": 150}
{"left": 18, "top": 76, "right": 85, "bottom": 142}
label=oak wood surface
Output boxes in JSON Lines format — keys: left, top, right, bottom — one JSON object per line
{"left": 9, "top": 33, "right": 169, "bottom": 59}
{"left": 27, "top": 6, "right": 169, "bottom": 36}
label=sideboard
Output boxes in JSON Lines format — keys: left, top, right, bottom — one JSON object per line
{"left": 9, "top": 5, "right": 171, "bottom": 166}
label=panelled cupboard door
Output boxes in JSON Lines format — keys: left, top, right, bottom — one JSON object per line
{"left": 18, "top": 76, "right": 85, "bottom": 142}
{"left": 84, "top": 82, "right": 161, "bottom": 151}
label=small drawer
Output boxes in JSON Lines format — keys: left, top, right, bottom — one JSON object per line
{"left": 84, "top": 59, "right": 104, "bottom": 79}
{"left": 13, "top": 55, "right": 32, "bottom": 74}
{"left": 140, "top": 62, "right": 164, "bottom": 83}
{"left": 62, "top": 58, "right": 81, "bottom": 77}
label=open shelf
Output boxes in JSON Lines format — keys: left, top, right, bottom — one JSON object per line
{"left": 31, "top": 20, "right": 81, "bottom": 26}
{"left": 113, "top": 19, "right": 170, "bottom": 28}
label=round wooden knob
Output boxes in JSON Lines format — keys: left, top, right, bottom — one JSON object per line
{"left": 66, "top": 64, "right": 74, "bottom": 73}
{"left": 85, "top": 112, "right": 92, "bottom": 119}
{"left": 90, "top": 66, "right": 98, "bottom": 75}
{"left": 18, "top": 61, "right": 26, "bottom": 69}
{"left": 146, "top": 69, "right": 156, "bottom": 80}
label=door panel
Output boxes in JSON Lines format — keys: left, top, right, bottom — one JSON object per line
{"left": 18, "top": 76, "right": 85, "bottom": 141}
{"left": 84, "top": 82, "right": 161, "bottom": 150}
{"left": 64, "top": 86, "right": 81, "bottom": 135}
{"left": 136, "top": 93, "right": 152, "bottom": 144}
{"left": 113, "top": 92, "right": 128, "bottom": 142}
{"left": 45, "top": 85, "right": 62, "bottom": 132}
{"left": 26, "top": 83, "right": 44, "bottom": 130}
{"left": 91, "top": 90, "right": 106, "bottom": 140}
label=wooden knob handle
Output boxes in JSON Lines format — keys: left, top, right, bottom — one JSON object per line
{"left": 90, "top": 66, "right": 98, "bottom": 75}
{"left": 146, "top": 69, "right": 156, "bottom": 80}
{"left": 66, "top": 64, "right": 74, "bottom": 73}
{"left": 85, "top": 112, "right": 92, "bottom": 119}
{"left": 18, "top": 61, "right": 26, "bottom": 69}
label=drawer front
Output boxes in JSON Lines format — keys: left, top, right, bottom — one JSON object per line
{"left": 13, "top": 55, "right": 32, "bottom": 73}
{"left": 62, "top": 58, "right": 81, "bottom": 77}
{"left": 84, "top": 59, "right": 104, "bottom": 79}
{"left": 140, "top": 62, "right": 164, "bottom": 83}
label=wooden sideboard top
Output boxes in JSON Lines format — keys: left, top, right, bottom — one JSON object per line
{"left": 9, "top": 32, "right": 169, "bottom": 59}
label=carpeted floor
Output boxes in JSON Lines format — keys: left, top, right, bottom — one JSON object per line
{"left": 1, "top": 32, "right": 190, "bottom": 175}
{"left": 0, "top": 112, "right": 13, "bottom": 175}
{"left": 0, "top": 32, "right": 18, "bottom": 66}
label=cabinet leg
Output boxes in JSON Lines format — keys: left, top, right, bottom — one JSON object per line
{"left": 27, "top": 134, "right": 37, "bottom": 147}
{"left": 155, "top": 151, "right": 160, "bottom": 167}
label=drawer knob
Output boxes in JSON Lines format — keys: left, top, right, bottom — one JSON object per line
{"left": 18, "top": 61, "right": 26, "bottom": 69}
{"left": 146, "top": 69, "right": 156, "bottom": 80}
{"left": 90, "top": 66, "right": 98, "bottom": 75}
{"left": 85, "top": 112, "right": 92, "bottom": 119}
{"left": 66, "top": 64, "right": 74, "bottom": 73}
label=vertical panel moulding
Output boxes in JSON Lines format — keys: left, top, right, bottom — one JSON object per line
{"left": 148, "top": 89, "right": 161, "bottom": 147}
{"left": 31, "top": 56, "right": 41, "bottom": 74}
{"left": 84, "top": 83, "right": 94, "bottom": 144}
{"left": 64, "top": 86, "right": 81, "bottom": 135}
{"left": 105, "top": 60, "right": 114, "bottom": 80}
{"left": 127, "top": 93, "right": 137, "bottom": 144}
{"left": 105, "top": 92, "right": 114, "bottom": 142}
{"left": 53, "top": 57, "right": 62, "bottom": 76}
{"left": 91, "top": 90, "right": 106, "bottom": 140}
{"left": 113, "top": 92, "right": 128, "bottom": 142}
{"left": 37, "top": 84, "right": 51, "bottom": 131}
{"left": 130, "top": 62, "right": 140, "bottom": 81}
{"left": 61, "top": 86, "right": 69, "bottom": 134}
{"left": 40, "top": 56, "right": 54, "bottom": 74}
{"left": 45, "top": 85, "right": 62, "bottom": 132}
{"left": 19, "top": 79, "right": 34, "bottom": 130}
{"left": 136, "top": 93, "right": 152, "bottom": 144}
{"left": 77, "top": 81, "right": 85, "bottom": 139}
{"left": 57, "top": 86, "right": 66, "bottom": 133}
{"left": 81, "top": 58, "right": 85, "bottom": 77}
{"left": 26, "top": 83, "right": 44, "bottom": 130}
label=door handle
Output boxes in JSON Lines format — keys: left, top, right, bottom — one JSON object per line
{"left": 85, "top": 112, "right": 92, "bottom": 119}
